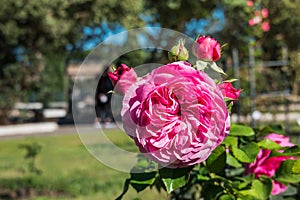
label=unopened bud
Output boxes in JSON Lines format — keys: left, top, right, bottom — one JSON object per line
{"left": 168, "top": 39, "right": 189, "bottom": 62}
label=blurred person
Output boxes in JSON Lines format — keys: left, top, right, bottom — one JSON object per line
{"left": 94, "top": 67, "right": 115, "bottom": 128}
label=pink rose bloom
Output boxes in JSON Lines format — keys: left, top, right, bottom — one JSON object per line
{"left": 261, "top": 8, "right": 269, "bottom": 18}
{"left": 262, "top": 21, "right": 270, "bottom": 32}
{"left": 247, "top": 0, "right": 254, "bottom": 7}
{"left": 193, "top": 36, "right": 221, "bottom": 62}
{"left": 108, "top": 64, "right": 138, "bottom": 94}
{"left": 122, "top": 61, "right": 230, "bottom": 168}
{"left": 246, "top": 133, "right": 295, "bottom": 195}
{"left": 218, "top": 82, "right": 241, "bottom": 100}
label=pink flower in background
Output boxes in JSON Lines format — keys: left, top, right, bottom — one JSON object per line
{"left": 246, "top": 133, "right": 295, "bottom": 195}
{"left": 248, "top": 19, "right": 255, "bottom": 26}
{"left": 218, "top": 82, "right": 241, "bottom": 100}
{"left": 254, "top": 10, "right": 261, "bottom": 17}
{"left": 247, "top": 0, "right": 254, "bottom": 7}
{"left": 108, "top": 64, "right": 138, "bottom": 94}
{"left": 122, "top": 61, "right": 230, "bottom": 168}
{"left": 261, "top": 8, "right": 269, "bottom": 18}
{"left": 262, "top": 21, "right": 270, "bottom": 32}
{"left": 265, "top": 133, "right": 294, "bottom": 147}
{"left": 193, "top": 36, "right": 221, "bottom": 62}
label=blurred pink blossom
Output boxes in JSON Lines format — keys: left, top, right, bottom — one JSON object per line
{"left": 261, "top": 8, "right": 269, "bottom": 18}
{"left": 262, "top": 21, "right": 270, "bottom": 32}
{"left": 249, "top": 19, "right": 255, "bottom": 26}
{"left": 247, "top": 0, "right": 254, "bottom": 7}
{"left": 255, "top": 10, "right": 261, "bottom": 16}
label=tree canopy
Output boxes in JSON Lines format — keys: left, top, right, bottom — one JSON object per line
{"left": 1, "top": 0, "right": 300, "bottom": 124}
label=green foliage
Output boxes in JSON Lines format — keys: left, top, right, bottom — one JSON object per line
{"left": 159, "top": 166, "right": 193, "bottom": 194}
{"left": 206, "top": 145, "right": 227, "bottom": 175}
{"left": 275, "top": 160, "right": 300, "bottom": 183}
{"left": 232, "top": 142, "right": 260, "bottom": 163}
{"left": 239, "top": 178, "right": 272, "bottom": 200}
{"left": 117, "top": 124, "right": 300, "bottom": 200}
{"left": 229, "top": 124, "right": 255, "bottom": 137}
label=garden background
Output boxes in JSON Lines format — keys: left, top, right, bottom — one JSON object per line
{"left": 0, "top": 0, "right": 300, "bottom": 199}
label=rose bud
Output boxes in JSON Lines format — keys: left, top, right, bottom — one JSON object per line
{"left": 218, "top": 82, "right": 241, "bottom": 101}
{"left": 193, "top": 36, "right": 221, "bottom": 62}
{"left": 168, "top": 39, "right": 189, "bottom": 62}
{"left": 108, "top": 64, "right": 138, "bottom": 95}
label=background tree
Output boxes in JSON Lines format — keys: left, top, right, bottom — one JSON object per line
{"left": 0, "top": 0, "right": 144, "bottom": 124}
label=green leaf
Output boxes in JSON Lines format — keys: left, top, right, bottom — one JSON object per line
{"left": 159, "top": 166, "right": 193, "bottom": 194}
{"left": 275, "top": 160, "right": 300, "bottom": 183}
{"left": 202, "top": 183, "right": 224, "bottom": 200}
{"left": 271, "top": 146, "right": 300, "bottom": 157}
{"left": 283, "top": 146, "right": 300, "bottom": 156}
{"left": 232, "top": 147, "right": 252, "bottom": 163}
{"left": 206, "top": 145, "right": 226, "bottom": 175}
{"left": 226, "top": 152, "right": 242, "bottom": 167}
{"left": 280, "top": 185, "right": 298, "bottom": 196}
{"left": 130, "top": 171, "right": 157, "bottom": 192}
{"left": 252, "top": 178, "right": 272, "bottom": 200}
{"left": 233, "top": 175, "right": 253, "bottom": 189}
{"left": 230, "top": 124, "right": 255, "bottom": 137}
{"left": 268, "top": 124, "right": 285, "bottom": 134}
{"left": 223, "top": 136, "right": 238, "bottom": 147}
{"left": 292, "top": 158, "right": 300, "bottom": 174}
{"left": 239, "top": 179, "right": 272, "bottom": 200}
{"left": 197, "top": 166, "right": 210, "bottom": 181}
{"left": 218, "top": 194, "right": 235, "bottom": 200}
{"left": 241, "top": 142, "right": 260, "bottom": 161}
{"left": 258, "top": 139, "right": 284, "bottom": 150}
{"left": 232, "top": 142, "right": 260, "bottom": 163}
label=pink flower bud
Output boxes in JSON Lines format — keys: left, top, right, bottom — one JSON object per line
{"left": 108, "top": 64, "right": 138, "bottom": 95}
{"left": 218, "top": 82, "right": 241, "bottom": 101}
{"left": 193, "top": 36, "right": 221, "bottom": 62}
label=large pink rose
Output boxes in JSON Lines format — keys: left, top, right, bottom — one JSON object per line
{"left": 108, "top": 64, "right": 138, "bottom": 95}
{"left": 121, "top": 61, "right": 230, "bottom": 168}
{"left": 246, "top": 133, "right": 295, "bottom": 195}
{"left": 193, "top": 36, "right": 221, "bottom": 62}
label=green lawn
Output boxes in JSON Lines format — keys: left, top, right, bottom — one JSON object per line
{"left": 0, "top": 128, "right": 168, "bottom": 200}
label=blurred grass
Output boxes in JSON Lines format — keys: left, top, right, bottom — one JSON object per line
{"left": 0, "top": 129, "right": 168, "bottom": 200}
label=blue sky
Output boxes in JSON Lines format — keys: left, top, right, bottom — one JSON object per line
{"left": 77, "top": 7, "right": 225, "bottom": 51}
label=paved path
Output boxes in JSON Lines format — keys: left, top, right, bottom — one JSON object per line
{"left": 0, "top": 124, "right": 78, "bottom": 140}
